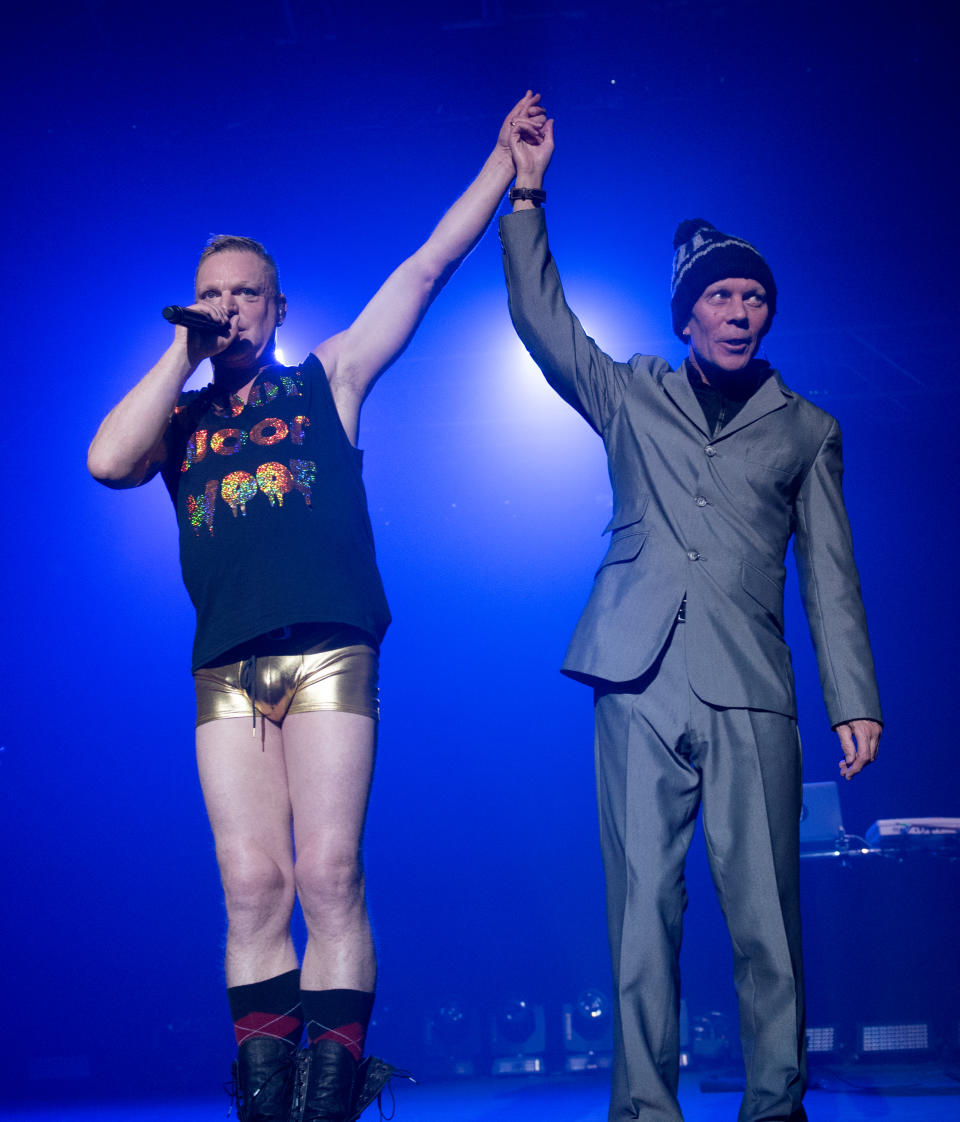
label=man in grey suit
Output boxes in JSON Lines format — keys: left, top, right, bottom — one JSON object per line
{"left": 500, "top": 120, "right": 882, "bottom": 1121}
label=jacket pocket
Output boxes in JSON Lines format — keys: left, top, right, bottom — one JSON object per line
{"left": 602, "top": 494, "right": 650, "bottom": 536}
{"left": 741, "top": 451, "right": 802, "bottom": 476}
{"left": 597, "top": 527, "right": 648, "bottom": 574}
{"left": 740, "top": 560, "right": 783, "bottom": 627}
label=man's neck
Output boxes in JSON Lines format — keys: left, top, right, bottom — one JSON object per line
{"left": 688, "top": 354, "right": 767, "bottom": 401}
{"left": 212, "top": 353, "right": 279, "bottom": 398}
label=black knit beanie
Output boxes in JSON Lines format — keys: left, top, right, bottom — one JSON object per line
{"left": 670, "top": 218, "right": 777, "bottom": 341}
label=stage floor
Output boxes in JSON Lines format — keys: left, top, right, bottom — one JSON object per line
{"left": 5, "top": 1067, "right": 960, "bottom": 1121}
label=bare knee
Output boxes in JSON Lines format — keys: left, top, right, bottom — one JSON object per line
{"left": 295, "top": 847, "right": 365, "bottom": 924}
{"left": 218, "top": 841, "right": 295, "bottom": 929}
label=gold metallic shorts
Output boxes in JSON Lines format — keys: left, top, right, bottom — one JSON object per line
{"left": 194, "top": 625, "right": 380, "bottom": 728}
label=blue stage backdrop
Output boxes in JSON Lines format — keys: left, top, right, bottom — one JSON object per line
{"left": 2, "top": 0, "right": 955, "bottom": 1100}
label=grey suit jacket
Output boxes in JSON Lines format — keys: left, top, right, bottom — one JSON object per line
{"left": 500, "top": 208, "right": 881, "bottom": 727}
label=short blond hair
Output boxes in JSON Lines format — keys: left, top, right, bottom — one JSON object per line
{"left": 195, "top": 235, "right": 281, "bottom": 295}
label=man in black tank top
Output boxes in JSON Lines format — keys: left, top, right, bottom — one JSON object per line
{"left": 88, "top": 91, "right": 550, "bottom": 1121}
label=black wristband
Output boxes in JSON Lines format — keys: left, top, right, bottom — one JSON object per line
{"left": 509, "top": 186, "right": 546, "bottom": 206}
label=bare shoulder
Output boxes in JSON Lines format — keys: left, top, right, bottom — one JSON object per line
{"left": 310, "top": 334, "right": 362, "bottom": 445}
{"left": 312, "top": 331, "right": 347, "bottom": 384}
{"left": 315, "top": 330, "right": 375, "bottom": 407}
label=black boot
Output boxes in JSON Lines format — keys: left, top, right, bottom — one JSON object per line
{"left": 233, "top": 1036, "right": 296, "bottom": 1122}
{"left": 353, "top": 1055, "right": 413, "bottom": 1120}
{"left": 299, "top": 1039, "right": 358, "bottom": 1122}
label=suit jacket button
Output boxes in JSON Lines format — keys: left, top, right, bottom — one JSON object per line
{"left": 695, "top": 496, "right": 708, "bottom": 507}
{"left": 687, "top": 550, "right": 700, "bottom": 561}
{"left": 704, "top": 445, "right": 717, "bottom": 456}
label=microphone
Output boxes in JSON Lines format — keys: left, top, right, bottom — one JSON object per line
{"left": 162, "top": 305, "right": 231, "bottom": 334}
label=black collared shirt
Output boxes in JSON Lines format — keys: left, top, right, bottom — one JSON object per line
{"left": 686, "top": 360, "right": 772, "bottom": 435}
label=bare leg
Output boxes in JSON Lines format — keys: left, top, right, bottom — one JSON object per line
{"left": 282, "top": 710, "right": 377, "bottom": 992}
{"left": 197, "top": 716, "right": 298, "bottom": 986}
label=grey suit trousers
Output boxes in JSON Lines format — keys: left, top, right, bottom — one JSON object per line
{"left": 594, "top": 620, "right": 807, "bottom": 1122}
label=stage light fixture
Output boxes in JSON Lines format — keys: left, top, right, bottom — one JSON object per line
{"left": 562, "top": 988, "right": 613, "bottom": 1071}
{"left": 691, "top": 1011, "right": 734, "bottom": 1063}
{"left": 805, "top": 1025, "right": 841, "bottom": 1055}
{"left": 857, "top": 1022, "right": 931, "bottom": 1056}
{"left": 424, "top": 996, "right": 482, "bottom": 1077}
{"left": 490, "top": 996, "right": 546, "bottom": 1075}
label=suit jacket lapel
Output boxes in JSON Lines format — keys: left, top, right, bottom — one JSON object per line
{"left": 661, "top": 361, "right": 712, "bottom": 437}
{"left": 715, "top": 370, "right": 792, "bottom": 440}
{"left": 661, "top": 362, "right": 792, "bottom": 440}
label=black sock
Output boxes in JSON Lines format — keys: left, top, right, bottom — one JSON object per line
{"left": 301, "top": 988, "right": 375, "bottom": 1061}
{"left": 228, "top": 969, "right": 303, "bottom": 1047}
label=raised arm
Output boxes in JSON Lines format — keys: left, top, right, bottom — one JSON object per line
{"left": 499, "top": 117, "right": 633, "bottom": 436}
{"left": 509, "top": 105, "right": 554, "bottom": 207}
{"left": 87, "top": 308, "right": 237, "bottom": 488}
{"left": 315, "top": 91, "right": 547, "bottom": 444}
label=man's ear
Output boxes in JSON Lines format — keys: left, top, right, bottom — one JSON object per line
{"left": 276, "top": 293, "right": 287, "bottom": 327}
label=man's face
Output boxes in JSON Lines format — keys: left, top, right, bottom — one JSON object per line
{"left": 195, "top": 250, "right": 285, "bottom": 368}
{"left": 684, "top": 277, "right": 769, "bottom": 374}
